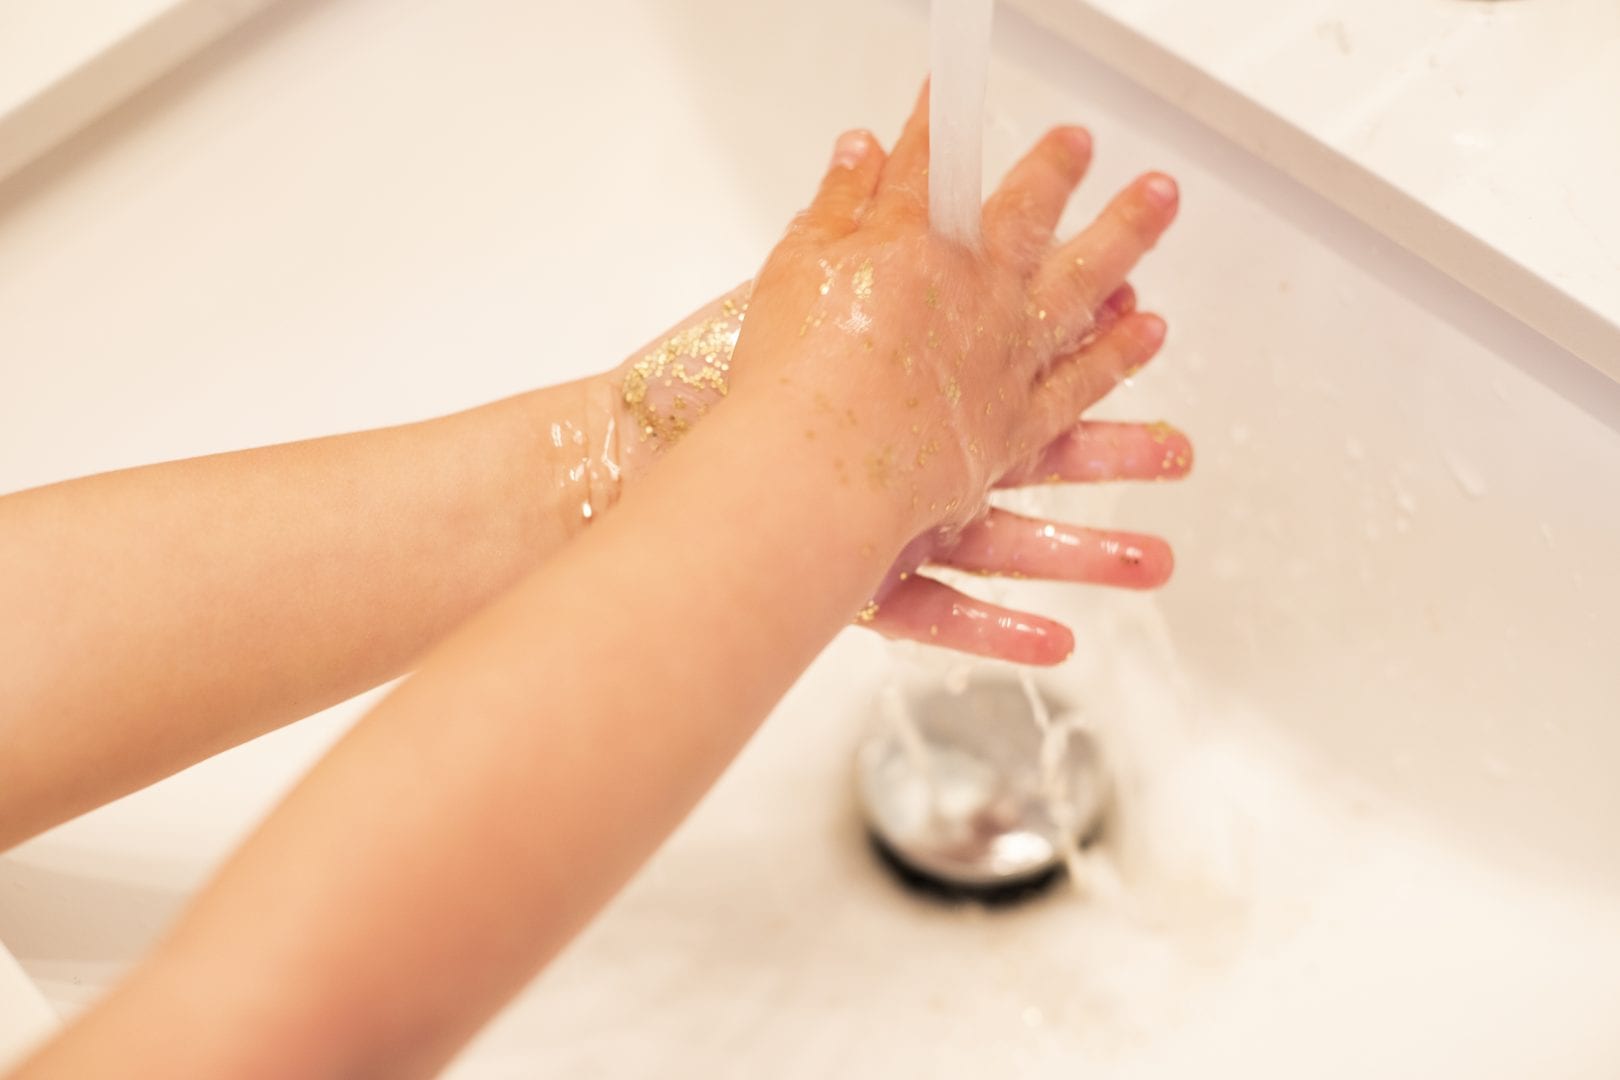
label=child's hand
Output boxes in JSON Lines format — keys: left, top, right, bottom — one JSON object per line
{"left": 595, "top": 88, "right": 1187, "bottom": 664}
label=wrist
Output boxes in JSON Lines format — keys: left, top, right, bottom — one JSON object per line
{"left": 710, "top": 383, "right": 922, "bottom": 559}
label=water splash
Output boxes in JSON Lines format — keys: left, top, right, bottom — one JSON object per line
{"left": 1442, "top": 448, "right": 1489, "bottom": 499}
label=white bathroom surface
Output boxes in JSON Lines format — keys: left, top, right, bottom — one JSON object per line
{"left": 3, "top": 0, "right": 1620, "bottom": 1076}
{"left": 0, "top": 0, "right": 281, "bottom": 182}
{"left": 0, "top": 941, "right": 54, "bottom": 1073}
{"left": 1009, "top": 0, "right": 1620, "bottom": 378}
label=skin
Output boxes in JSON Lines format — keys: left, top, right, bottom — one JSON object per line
{"left": 7, "top": 89, "right": 1181, "bottom": 1078}
{"left": 0, "top": 120, "right": 1186, "bottom": 854}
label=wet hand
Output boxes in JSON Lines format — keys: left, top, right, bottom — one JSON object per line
{"left": 594, "top": 87, "right": 1189, "bottom": 665}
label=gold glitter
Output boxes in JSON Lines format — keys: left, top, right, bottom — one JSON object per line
{"left": 929, "top": 624, "right": 939, "bottom": 637}
{"left": 944, "top": 378, "right": 961, "bottom": 406}
{"left": 925, "top": 285, "right": 940, "bottom": 309}
{"left": 621, "top": 307, "right": 745, "bottom": 447}
{"left": 899, "top": 571, "right": 910, "bottom": 581}
{"left": 855, "top": 601, "right": 880, "bottom": 624}
{"left": 1037, "top": 309, "right": 1048, "bottom": 321}
{"left": 926, "top": 330, "right": 940, "bottom": 350}
{"left": 861, "top": 543, "right": 875, "bottom": 557}
{"left": 853, "top": 259, "right": 874, "bottom": 300}
{"left": 865, "top": 448, "right": 894, "bottom": 489}
{"left": 905, "top": 397, "right": 919, "bottom": 409}
{"left": 1148, "top": 421, "right": 1174, "bottom": 444}
{"left": 819, "top": 281, "right": 831, "bottom": 296}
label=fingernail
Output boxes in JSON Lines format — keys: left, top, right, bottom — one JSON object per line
{"left": 1142, "top": 173, "right": 1179, "bottom": 209}
{"left": 1135, "top": 313, "right": 1168, "bottom": 347}
{"left": 830, "top": 130, "right": 870, "bottom": 170}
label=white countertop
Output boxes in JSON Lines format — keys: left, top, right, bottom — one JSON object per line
{"left": 1010, "top": 0, "right": 1620, "bottom": 377}
{"left": 0, "top": 941, "right": 53, "bottom": 1072}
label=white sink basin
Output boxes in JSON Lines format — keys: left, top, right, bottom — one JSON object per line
{"left": 0, "top": 943, "right": 53, "bottom": 1072}
{"left": 2, "top": 1, "right": 1617, "bottom": 1076}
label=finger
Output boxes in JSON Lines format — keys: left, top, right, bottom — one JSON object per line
{"left": 982, "top": 126, "right": 1092, "bottom": 272}
{"left": 1034, "top": 172, "right": 1178, "bottom": 345}
{"left": 801, "top": 130, "right": 887, "bottom": 239}
{"left": 1067, "top": 281, "right": 1135, "bottom": 352}
{"left": 999, "top": 420, "right": 1194, "bottom": 486}
{"left": 868, "top": 82, "right": 931, "bottom": 224}
{"left": 863, "top": 574, "right": 1073, "bottom": 666}
{"left": 1033, "top": 312, "right": 1167, "bottom": 446}
{"left": 934, "top": 509, "right": 1174, "bottom": 589}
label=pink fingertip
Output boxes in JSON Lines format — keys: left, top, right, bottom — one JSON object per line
{"left": 1133, "top": 313, "right": 1168, "bottom": 348}
{"left": 1165, "top": 432, "right": 1195, "bottom": 476}
{"left": 1058, "top": 125, "right": 1092, "bottom": 159}
{"left": 1130, "top": 541, "right": 1175, "bottom": 589}
{"left": 1142, "top": 173, "right": 1179, "bottom": 209}
{"left": 1021, "top": 622, "right": 1075, "bottom": 666}
{"left": 830, "top": 130, "right": 872, "bottom": 170}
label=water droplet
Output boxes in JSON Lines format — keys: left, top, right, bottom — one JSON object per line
{"left": 1442, "top": 449, "right": 1489, "bottom": 498}
{"left": 1538, "top": 522, "right": 1555, "bottom": 548}
{"left": 1393, "top": 487, "right": 1418, "bottom": 515}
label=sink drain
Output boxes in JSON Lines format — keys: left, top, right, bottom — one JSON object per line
{"left": 855, "top": 672, "right": 1108, "bottom": 904}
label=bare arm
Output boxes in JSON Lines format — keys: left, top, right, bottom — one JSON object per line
{"left": 0, "top": 375, "right": 614, "bottom": 848}
{"left": 17, "top": 390, "right": 904, "bottom": 1078}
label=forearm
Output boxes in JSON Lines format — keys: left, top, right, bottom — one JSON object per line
{"left": 13, "top": 395, "right": 903, "bottom": 1080}
{"left": 0, "top": 376, "right": 613, "bottom": 849}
